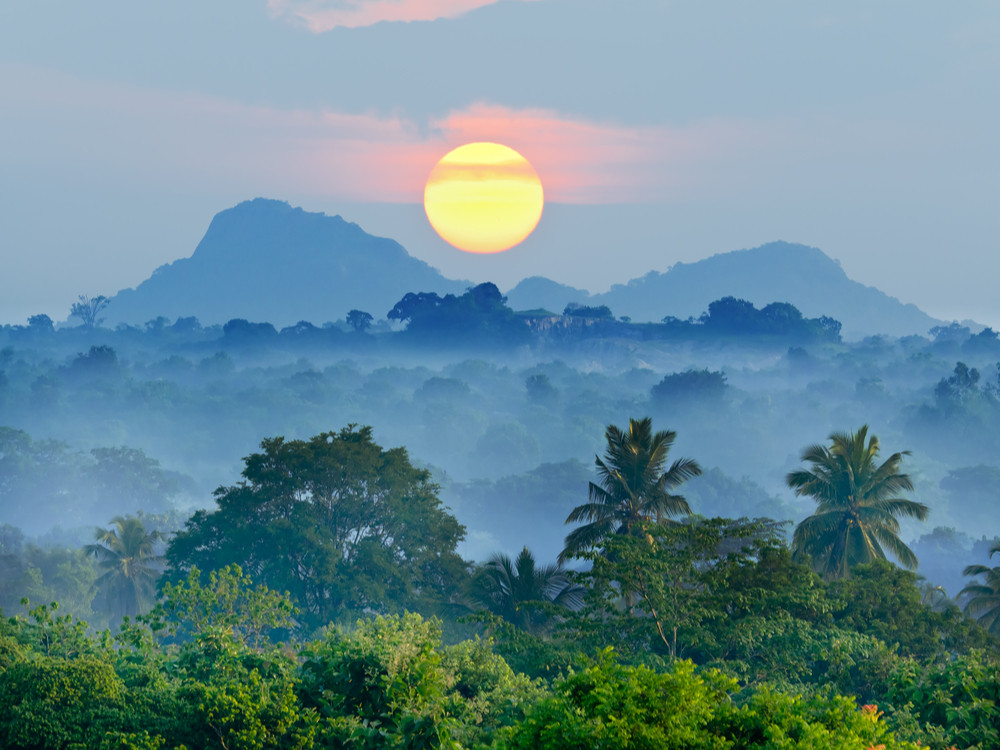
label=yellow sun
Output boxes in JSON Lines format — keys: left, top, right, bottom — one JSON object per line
{"left": 423, "top": 142, "right": 544, "bottom": 254}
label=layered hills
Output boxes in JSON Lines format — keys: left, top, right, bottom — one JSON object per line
{"left": 508, "top": 242, "right": 940, "bottom": 339}
{"left": 106, "top": 199, "right": 942, "bottom": 338}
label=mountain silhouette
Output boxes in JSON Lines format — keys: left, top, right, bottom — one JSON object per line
{"left": 107, "top": 202, "right": 940, "bottom": 339}
{"left": 105, "top": 199, "right": 469, "bottom": 327}
{"left": 505, "top": 242, "right": 939, "bottom": 339}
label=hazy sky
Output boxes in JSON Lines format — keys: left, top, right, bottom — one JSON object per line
{"left": 1, "top": 1, "right": 997, "bottom": 326}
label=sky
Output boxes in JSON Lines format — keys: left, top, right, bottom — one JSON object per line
{"left": 1, "top": 0, "right": 998, "bottom": 327}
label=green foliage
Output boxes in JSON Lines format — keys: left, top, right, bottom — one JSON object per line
{"left": 576, "top": 518, "right": 782, "bottom": 662}
{"left": 960, "top": 542, "right": 1000, "bottom": 636}
{"left": 4, "top": 601, "right": 101, "bottom": 659}
{"left": 150, "top": 564, "right": 296, "bottom": 648}
{"left": 0, "top": 579, "right": 992, "bottom": 750}
{"left": 466, "top": 547, "right": 581, "bottom": 635}
{"left": 500, "top": 655, "right": 736, "bottom": 750}
{"left": 173, "top": 633, "right": 316, "bottom": 750}
{"left": 165, "top": 425, "right": 467, "bottom": 630}
{"left": 562, "top": 416, "right": 701, "bottom": 563}
{"left": 885, "top": 650, "right": 1000, "bottom": 750}
{"left": 717, "top": 686, "right": 917, "bottom": 750}
{"left": 828, "top": 563, "right": 928, "bottom": 649}
{"left": 789, "top": 425, "right": 928, "bottom": 578}
{"left": 87, "top": 515, "right": 163, "bottom": 621}
{"left": 0, "top": 538, "right": 98, "bottom": 621}
{"left": 0, "top": 655, "right": 128, "bottom": 749}
{"left": 501, "top": 653, "right": 914, "bottom": 750}
{"left": 439, "top": 637, "right": 547, "bottom": 747}
{"left": 469, "top": 610, "right": 582, "bottom": 681}
{"left": 298, "top": 613, "right": 460, "bottom": 749}
{"left": 693, "top": 541, "right": 843, "bottom": 687}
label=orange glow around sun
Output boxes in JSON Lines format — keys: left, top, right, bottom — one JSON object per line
{"left": 423, "top": 142, "right": 544, "bottom": 254}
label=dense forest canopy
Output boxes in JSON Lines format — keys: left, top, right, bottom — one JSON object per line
{"left": 2, "top": 289, "right": 1000, "bottom": 747}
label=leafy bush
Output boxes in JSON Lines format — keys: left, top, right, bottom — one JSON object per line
{"left": 500, "top": 654, "right": 917, "bottom": 750}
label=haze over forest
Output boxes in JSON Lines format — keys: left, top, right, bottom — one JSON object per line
{"left": 3, "top": 199, "right": 1000, "bottom": 747}
{"left": 3, "top": 200, "right": 999, "bottom": 577}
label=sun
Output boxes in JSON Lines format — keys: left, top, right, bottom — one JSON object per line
{"left": 423, "top": 142, "right": 544, "bottom": 254}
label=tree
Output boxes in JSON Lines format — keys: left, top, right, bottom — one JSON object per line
{"left": 387, "top": 291, "right": 443, "bottom": 323}
{"left": 650, "top": 369, "right": 727, "bottom": 405}
{"left": 934, "top": 361, "right": 981, "bottom": 404}
{"left": 26, "top": 314, "right": 54, "bottom": 333}
{"left": 222, "top": 318, "right": 277, "bottom": 341}
{"left": 701, "top": 296, "right": 759, "bottom": 333}
{"left": 959, "top": 542, "right": 1000, "bottom": 636}
{"left": 561, "top": 417, "right": 701, "bottom": 563}
{"left": 787, "top": 425, "right": 928, "bottom": 578}
{"left": 86, "top": 516, "right": 163, "bottom": 620}
{"left": 563, "top": 303, "right": 614, "bottom": 319}
{"left": 387, "top": 283, "right": 528, "bottom": 344}
{"left": 467, "top": 547, "right": 582, "bottom": 634}
{"left": 164, "top": 426, "right": 467, "bottom": 629}
{"left": 69, "top": 294, "right": 109, "bottom": 328}
{"left": 525, "top": 373, "right": 558, "bottom": 405}
{"left": 70, "top": 344, "right": 119, "bottom": 377}
{"left": 346, "top": 309, "right": 374, "bottom": 332}
{"left": 575, "top": 517, "right": 788, "bottom": 663}
{"left": 85, "top": 446, "right": 181, "bottom": 515}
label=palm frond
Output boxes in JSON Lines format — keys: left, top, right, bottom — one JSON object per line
{"left": 563, "top": 417, "right": 700, "bottom": 559}
{"left": 566, "top": 499, "right": 614, "bottom": 525}
{"left": 789, "top": 426, "right": 923, "bottom": 578}
{"left": 560, "top": 519, "right": 614, "bottom": 563}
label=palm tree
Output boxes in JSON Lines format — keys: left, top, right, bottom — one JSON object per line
{"left": 86, "top": 515, "right": 163, "bottom": 619}
{"left": 788, "top": 425, "right": 928, "bottom": 579}
{"left": 467, "top": 547, "right": 583, "bottom": 634}
{"left": 917, "top": 580, "right": 952, "bottom": 613}
{"left": 959, "top": 543, "right": 1000, "bottom": 636}
{"left": 560, "top": 417, "right": 701, "bottom": 563}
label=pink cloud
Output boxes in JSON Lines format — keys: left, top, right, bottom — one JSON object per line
{"left": 0, "top": 63, "right": 781, "bottom": 205}
{"left": 266, "top": 0, "right": 539, "bottom": 31}
{"left": 295, "top": 105, "right": 707, "bottom": 203}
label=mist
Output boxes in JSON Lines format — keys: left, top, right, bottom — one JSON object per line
{"left": 3, "top": 296, "right": 999, "bottom": 612}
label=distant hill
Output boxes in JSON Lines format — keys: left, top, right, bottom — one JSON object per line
{"left": 105, "top": 199, "right": 469, "bottom": 327}
{"left": 508, "top": 242, "right": 940, "bottom": 339}
{"left": 107, "top": 203, "right": 941, "bottom": 339}
{"left": 504, "top": 276, "right": 590, "bottom": 315}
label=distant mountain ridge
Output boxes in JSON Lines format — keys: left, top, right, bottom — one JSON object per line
{"left": 107, "top": 200, "right": 942, "bottom": 338}
{"left": 508, "top": 241, "right": 941, "bottom": 339}
{"left": 106, "top": 199, "right": 469, "bottom": 327}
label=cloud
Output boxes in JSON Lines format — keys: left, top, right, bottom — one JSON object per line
{"left": 0, "top": 63, "right": 789, "bottom": 206}
{"left": 266, "top": 0, "right": 539, "bottom": 31}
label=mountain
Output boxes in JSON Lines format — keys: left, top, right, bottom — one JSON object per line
{"left": 107, "top": 203, "right": 941, "bottom": 339}
{"left": 105, "top": 199, "right": 469, "bottom": 327}
{"left": 504, "top": 276, "right": 590, "bottom": 314}
{"left": 580, "top": 242, "right": 940, "bottom": 339}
